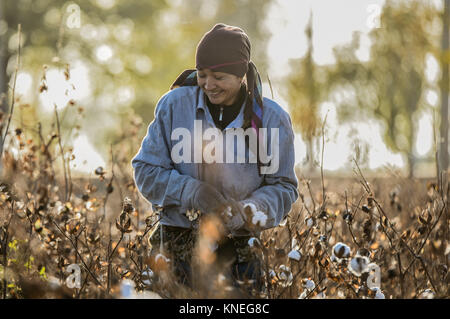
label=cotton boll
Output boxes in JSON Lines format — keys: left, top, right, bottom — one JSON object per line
{"left": 374, "top": 288, "right": 385, "bottom": 299}
{"left": 120, "top": 279, "right": 135, "bottom": 299}
{"left": 248, "top": 237, "right": 260, "bottom": 248}
{"left": 244, "top": 202, "right": 257, "bottom": 214}
{"left": 288, "top": 249, "right": 301, "bottom": 261}
{"left": 298, "top": 291, "right": 308, "bottom": 299}
{"left": 305, "top": 217, "right": 314, "bottom": 228}
{"left": 222, "top": 206, "right": 232, "bottom": 218}
{"left": 332, "top": 242, "right": 350, "bottom": 259}
{"left": 141, "top": 268, "right": 154, "bottom": 286}
{"left": 134, "top": 290, "right": 162, "bottom": 299}
{"left": 419, "top": 289, "right": 435, "bottom": 299}
{"left": 291, "top": 238, "right": 298, "bottom": 249}
{"left": 277, "top": 265, "right": 293, "bottom": 287}
{"left": 252, "top": 211, "right": 268, "bottom": 227}
{"left": 349, "top": 255, "right": 369, "bottom": 276}
{"left": 313, "top": 291, "right": 326, "bottom": 299}
{"left": 302, "top": 278, "right": 315, "bottom": 291}
{"left": 268, "top": 269, "right": 277, "bottom": 279}
{"left": 243, "top": 202, "right": 268, "bottom": 227}
{"left": 120, "top": 279, "right": 162, "bottom": 299}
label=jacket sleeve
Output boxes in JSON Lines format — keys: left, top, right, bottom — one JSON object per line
{"left": 131, "top": 93, "right": 202, "bottom": 210}
{"left": 241, "top": 109, "right": 299, "bottom": 230}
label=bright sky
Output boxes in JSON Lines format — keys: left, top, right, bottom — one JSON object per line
{"left": 15, "top": 0, "right": 438, "bottom": 173}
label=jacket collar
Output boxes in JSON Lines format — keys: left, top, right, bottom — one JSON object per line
{"left": 196, "top": 87, "right": 247, "bottom": 129}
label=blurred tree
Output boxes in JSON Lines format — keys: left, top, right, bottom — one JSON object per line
{"left": 439, "top": 0, "right": 449, "bottom": 174}
{"left": 0, "top": 1, "right": 6, "bottom": 111}
{"left": 0, "top": 0, "right": 170, "bottom": 162}
{"left": 0, "top": 0, "right": 273, "bottom": 167}
{"left": 325, "top": 0, "right": 438, "bottom": 177}
{"left": 282, "top": 14, "right": 326, "bottom": 171}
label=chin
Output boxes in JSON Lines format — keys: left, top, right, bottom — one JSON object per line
{"left": 209, "top": 96, "right": 225, "bottom": 104}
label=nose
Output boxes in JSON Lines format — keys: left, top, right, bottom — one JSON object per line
{"left": 203, "top": 76, "right": 216, "bottom": 91}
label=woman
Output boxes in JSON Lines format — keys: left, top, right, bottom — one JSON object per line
{"left": 132, "top": 23, "right": 298, "bottom": 294}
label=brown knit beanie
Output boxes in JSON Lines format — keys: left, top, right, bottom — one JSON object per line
{"left": 195, "top": 23, "right": 251, "bottom": 77}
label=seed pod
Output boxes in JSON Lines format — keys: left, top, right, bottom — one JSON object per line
{"left": 387, "top": 268, "right": 396, "bottom": 279}
{"left": 418, "top": 225, "right": 427, "bottom": 235}
{"left": 95, "top": 167, "right": 105, "bottom": 176}
{"left": 418, "top": 209, "right": 432, "bottom": 225}
{"left": 34, "top": 219, "right": 43, "bottom": 233}
{"left": 361, "top": 205, "right": 370, "bottom": 213}
{"left": 357, "top": 248, "right": 370, "bottom": 257}
{"left": 318, "top": 210, "right": 328, "bottom": 220}
{"left": 343, "top": 212, "right": 353, "bottom": 224}
{"left": 145, "top": 215, "right": 155, "bottom": 228}
{"left": 116, "top": 212, "right": 132, "bottom": 233}
{"left": 122, "top": 197, "right": 134, "bottom": 214}
{"left": 65, "top": 219, "right": 81, "bottom": 235}
{"left": 401, "top": 229, "right": 411, "bottom": 241}
{"left": 363, "top": 219, "right": 372, "bottom": 242}
{"left": 87, "top": 232, "right": 100, "bottom": 244}
{"left": 106, "top": 183, "right": 114, "bottom": 194}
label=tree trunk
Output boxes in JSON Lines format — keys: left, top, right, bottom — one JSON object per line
{"left": 306, "top": 138, "right": 315, "bottom": 172}
{"left": 440, "top": 0, "right": 449, "bottom": 174}
{"left": 0, "top": 0, "right": 7, "bottom": 112}
{"left": 407, "top": 153, "right": 415, "bottom": 179}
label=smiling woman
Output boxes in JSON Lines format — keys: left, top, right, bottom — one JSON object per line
{"left": 132, "top": 23, "right": 298, "bottom": 294}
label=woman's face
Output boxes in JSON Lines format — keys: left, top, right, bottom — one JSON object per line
{"left": 197, "top": 69, "right": 243, "bottom": 106}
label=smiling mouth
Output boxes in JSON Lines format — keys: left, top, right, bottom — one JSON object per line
{"left": 207, "top": 91, "right": 222, "bottom": 98}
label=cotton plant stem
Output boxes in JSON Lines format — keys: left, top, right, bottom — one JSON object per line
{"left": 54, "top": 105, "right": 69, "bottom": 202}
{"left": 402, "top": 199, "right": 446, "bottom": 291}
{"left": 0, "top": 24, "right": 21, "bottom": 164}
{"left": 320, "top": 112, "right": 328, "bottom": 210}
{"left": 2, "top": 208, "right": 14, "bottom": 299}
{"left": 345, "top": 191, "right": 360, "bottom": 247}
{"left": 2, "top": 230, "right": 8, "bottom": 299}
{"left": 353, "top": 159, "right": 442, "bottom": 294}
{"left": 52, "top": 220, "right": 103, "bottom": 289}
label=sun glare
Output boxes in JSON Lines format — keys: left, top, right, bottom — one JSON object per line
{"left": 71, "top": 134, "right": 106, "bottom": 174}
{"left": 38, "top": 60, "right": 91, "bottom": 113}
{"left": 95, "top": 44, "right": 113, "bottom": 63}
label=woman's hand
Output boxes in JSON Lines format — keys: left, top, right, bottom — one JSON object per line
{"left": 225, "top": 199, "right": 248, "bottom": 232}
{"left": 192, "top": 182, "right": 228, "bottom": 215}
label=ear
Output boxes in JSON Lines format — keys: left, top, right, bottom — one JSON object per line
{"left": 241, "top": 75, "right": 248, "bottom": 86}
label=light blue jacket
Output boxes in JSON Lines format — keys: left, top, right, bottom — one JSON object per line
{"left": 132, "top": 86, "right": 298, "bottom": 235}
